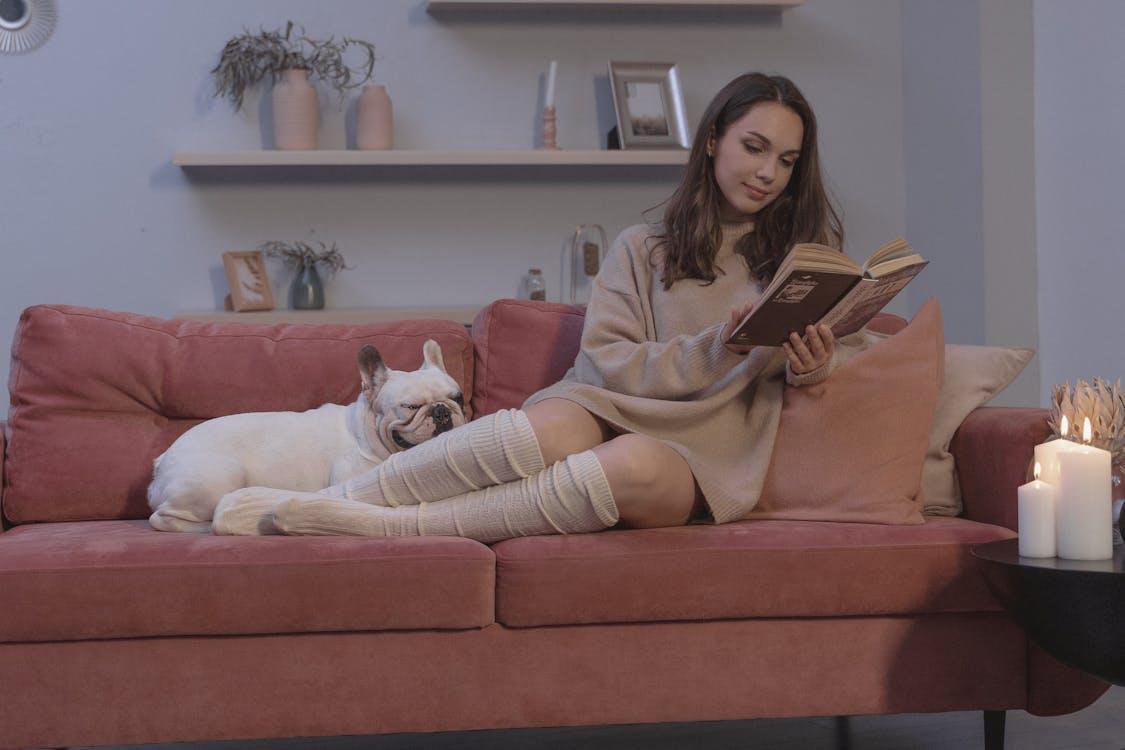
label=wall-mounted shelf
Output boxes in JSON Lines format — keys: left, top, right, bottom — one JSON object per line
{"left": 173, "top": 149, "right": 689, "bottom": 169}
{"left": 427, "top": 0, "right": 803, "bottom": 10}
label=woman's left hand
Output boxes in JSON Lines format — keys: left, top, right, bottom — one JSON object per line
{"left": 783, "top": 324, "right": 834, "bottom": 375}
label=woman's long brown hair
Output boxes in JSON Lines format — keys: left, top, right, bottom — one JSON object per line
{"left": 648, "top": 73, "right": 843, "bottom": 290}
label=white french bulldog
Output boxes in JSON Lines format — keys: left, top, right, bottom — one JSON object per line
{"left": 147, "top": 339, "right": 466, "bottom": 534}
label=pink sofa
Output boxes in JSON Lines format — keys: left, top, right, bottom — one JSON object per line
{"left": 0, "top": 301, "right": 1108, "bottom": 749}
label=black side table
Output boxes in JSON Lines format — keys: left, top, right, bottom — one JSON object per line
{"left": 972, "top": 538, "right": 1125, "bottom": 686}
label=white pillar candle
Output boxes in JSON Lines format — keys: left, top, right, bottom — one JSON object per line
{"left": 1017, "top": 462, "right": 1058, "bottom": 558}
{"left": 1034, "top": 415, "right": 1082, "bottom": 484}
{"left": 1055, "top": 417, "right": 1114, "bottom": 561}
{"left": 544, "top": 60, "right": 558, "bottom": 109}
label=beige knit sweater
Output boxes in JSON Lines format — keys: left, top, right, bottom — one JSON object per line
{"left": 523, "top": 221, "right": 859, "bottom": 525}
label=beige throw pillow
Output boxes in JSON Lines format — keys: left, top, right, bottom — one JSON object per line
{"left": 922, "top": 344, "right": 1035, "bottom": 516}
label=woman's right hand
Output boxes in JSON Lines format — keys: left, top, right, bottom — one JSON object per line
{"left": 722, "top": 300, "right": 757, "bottom": 355}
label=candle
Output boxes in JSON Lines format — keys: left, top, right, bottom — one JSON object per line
{"left": 1033, "top": 415, "right": 1084, "bottom": 484}
{"left": 544, "top": 60, "right": 558, "bottom": 109}
{"left": 1017, "top": 462, "right": 1058, "bottom": 558}
{"left": 1055, "top": 417, "right": 1114, "bottom": 560}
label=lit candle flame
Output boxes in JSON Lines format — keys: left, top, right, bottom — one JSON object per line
{"left": 1033, "top": 461, "right": 1041, "bottom": 480}
{"left": 1083, "top": 416, "right": 1092, "bottom": 444}
{"left": 1060, "top": 415, "right": 1069, "bottom": 437}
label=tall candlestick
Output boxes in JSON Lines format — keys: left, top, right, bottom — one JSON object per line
{"left": 1056, "top": 417, "right": 1114, "bottom": 560}
{"left": 542, "top": 105, "right": 558, "bottom": 150}
{"left": 1018, "top": 462, "right": 1058, "bottom": 558}
{"left": 544, "top": 60, "right": 557, "bottom": 109}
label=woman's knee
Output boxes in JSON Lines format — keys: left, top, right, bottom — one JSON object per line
{"left": 592, "top": 434, "right": 697, "bottom": 529}
{"left": 592, "top": 434, "right": 658, "bottom": 491}
{"left": 523, "top": 398, "right": 614, "bottom": 465}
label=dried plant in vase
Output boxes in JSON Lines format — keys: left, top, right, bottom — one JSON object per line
{"left": 1048, "top": 378, "right": 1125, "bottom": 470}
{"left": 260, "top": 240, "right": 353, "bottom": 310}
{"left": 212, "top": 21, "right": 375, "bottom": 150}
{"left": 1047, "top": 378, "right": 1125, "bottom": 526}
{"left": 211, "top": 21, "right": 376, "bottom": 111}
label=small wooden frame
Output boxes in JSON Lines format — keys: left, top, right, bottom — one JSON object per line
{"left": 222, "top": 250, "right": 274, "bottom": 311}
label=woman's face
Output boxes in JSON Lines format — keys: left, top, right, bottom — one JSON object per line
{"left": 709, "top": 101, "right": 804, "bottom": 221}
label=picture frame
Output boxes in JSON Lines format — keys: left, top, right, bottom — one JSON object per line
{"left": 222, "top": 250, "right": 274, "bottom": 311}
{"left": 608, "top": 61, "right": 689, "bottom": 150}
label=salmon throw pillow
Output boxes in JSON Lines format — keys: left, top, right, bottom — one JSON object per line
{"left": 748, "top": 297, "right": 946, "bottom": 525}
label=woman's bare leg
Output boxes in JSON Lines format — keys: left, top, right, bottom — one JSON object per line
{"left": 522, "top": 397, "right": 616, "bottom": 464}
{"left": 592, "top": 433, "right": 704, "bottom": 529}
{"left": 525, "top": 398, "right": 705, "bottom": 529}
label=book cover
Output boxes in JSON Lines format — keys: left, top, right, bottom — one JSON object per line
{"left": 727, "top": 269, "right": 858, "bottom": 347}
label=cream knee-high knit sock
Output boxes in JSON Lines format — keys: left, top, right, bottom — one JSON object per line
{"left": 276, "top": 450, "right": 618, "bottom": 543}
{"left": 321, "top": 407, "right": 546, "bottom": 508}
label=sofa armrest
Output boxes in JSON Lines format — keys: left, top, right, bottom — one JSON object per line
{"left": 950, "top": 406, "right": 1049, "bottom": 532}
{"left": 1026, "top": 642, "right": 1111, "bottom": 716}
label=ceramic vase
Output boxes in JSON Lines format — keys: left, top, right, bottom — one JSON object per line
{"left": 356, "top": 84, "right": 394, "bottom": 150}
{"left": 290, "top": 261, "right": 325, "bottom": 310}
{"left": 273, "top": 69, "right": 319, "bottom": 150}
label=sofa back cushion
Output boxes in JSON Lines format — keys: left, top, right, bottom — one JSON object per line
{"left": 469, "top": 298, "right": 907, "bottom": 416}
{"left": 4, "top": 305, "right": 474, "bottom": 524}
{"left": 470, "top": 299, "right": 587, "bottom": 417}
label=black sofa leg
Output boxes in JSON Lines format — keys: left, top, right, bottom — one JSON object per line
{"left": 834, "top": 715, "right": 853, "bottom": 750}
{"left": 984, "top": 709, "right": 1006, "bottom": 750}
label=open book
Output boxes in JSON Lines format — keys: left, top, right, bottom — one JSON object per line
{"left": 725, "top": 237, "right": 928, "bottom": 347}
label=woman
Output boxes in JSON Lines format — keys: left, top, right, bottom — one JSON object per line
{"left": 215, "top": 72, "right": 848, "bottom": 541}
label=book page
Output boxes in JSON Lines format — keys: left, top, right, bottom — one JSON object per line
{"left": 865, "top": 254, "right": 925, "bottom": 278}
{"left": 790, "top": 244, "right": 860, "bottom": 274}
{"left": 861, "top": 237, "right": 922, "bottom": 277}
{"left": 819, "top": 262, "right": 928, "bottom": 337}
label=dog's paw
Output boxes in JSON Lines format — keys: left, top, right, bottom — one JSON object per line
{"left": 213, "top": 487, "right": 290, "bottom": 536}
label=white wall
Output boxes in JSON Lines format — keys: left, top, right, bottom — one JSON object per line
{"left": 980, "top": 0, "right": 1039, "bottom": 405}
{"left": 901, "top": 0, "right": 985, "bottom": 346}
{"left": 1034, "top": 0, "right": 1125, "bottom": 405}
{"left": 0, "top": 0, "right": 908, "bottom": 419}
{"left": 901, "top": 0, "right": 1041, "bottom": 407}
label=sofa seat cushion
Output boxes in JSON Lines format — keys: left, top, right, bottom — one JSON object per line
{"left": 0, "top": 520, "right": 495, "bottom": 642}
{"left": 493, "top": 516, "right": 1016, "bottom": 627}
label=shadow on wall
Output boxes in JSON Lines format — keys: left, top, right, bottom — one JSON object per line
{"left": 593, "top": 74, "right": 617, "bottom": 150}
{"left": 259, "top": 88, "right": 276, "bottom": 150}
{"left": 209, "top": 264, "right": 228, "bottom": 310}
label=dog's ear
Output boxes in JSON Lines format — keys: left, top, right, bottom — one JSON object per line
{"left": 357, "top": 345, "right": 388, "bottom": 396}
{"left": 421, "top": 339, "right": 447, "bottom": 373}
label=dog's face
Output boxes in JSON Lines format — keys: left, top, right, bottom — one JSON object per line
{"left": 357, "top": 340, "right": 467, "bottom": 454}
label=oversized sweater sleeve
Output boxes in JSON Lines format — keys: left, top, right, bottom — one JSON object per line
{"left": 571, "top": 231, "right": 744, "bottom": 400}
{"left": 786, "top": 352, "right": 835, "bottom": 387}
